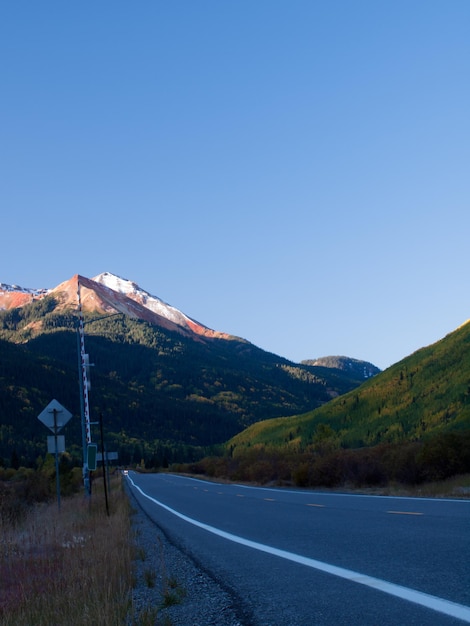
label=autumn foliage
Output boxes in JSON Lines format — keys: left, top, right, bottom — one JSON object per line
{"left": 178, "top": 430, "right": 470, "bottom": 489}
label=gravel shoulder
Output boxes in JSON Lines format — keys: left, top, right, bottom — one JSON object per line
{"left": 126, "top": 485, "right": 248, "bottom": 626}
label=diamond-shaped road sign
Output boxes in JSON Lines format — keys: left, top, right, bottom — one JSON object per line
{"left": 38, "top": 399, "right": 73, "bottom": 433}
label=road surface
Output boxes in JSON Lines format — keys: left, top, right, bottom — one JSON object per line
{"left": 127, "top": 472, "right": 470, "bottom": 625}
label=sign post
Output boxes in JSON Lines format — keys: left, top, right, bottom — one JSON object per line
{"left": 38, "top": 400, "right": 72, "bottom": 511}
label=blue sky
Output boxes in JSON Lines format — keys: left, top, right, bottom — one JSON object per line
{"left": 1, "top": 1, "right": 469, "bottom": 370}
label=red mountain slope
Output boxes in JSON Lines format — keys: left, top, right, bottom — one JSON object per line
{"left": 1, "top": 272, "right": 236, "bottom": 342}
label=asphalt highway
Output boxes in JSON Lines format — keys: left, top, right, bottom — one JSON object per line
{"left": 127, "top": 472, "right": 470, "bottom": 625}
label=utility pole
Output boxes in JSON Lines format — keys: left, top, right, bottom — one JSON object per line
{"left": 76, "top": 279, "right": 123, "bottom": 497}
{"left": 77, "top": 280, "right": 92, "bottom": 496}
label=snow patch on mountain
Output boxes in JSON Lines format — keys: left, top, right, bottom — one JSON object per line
{"left": 0, "top": 283, "right": 49, "bottom": 296}
{"left": 302, "top": 356, "right": 381, "bottom": 378}
{"left": 92, "top": 272, "right": 208, "bottom": 331}
{"left": 0, "top": 283, "right": 50, "bottom": 311}
{"left": 0, "top": 272, "right": 235, "bottom": 341}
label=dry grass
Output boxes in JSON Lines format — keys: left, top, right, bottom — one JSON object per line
{"left": 402, "top": 472, "right": 470, "bottom": 498}
{"left": 0, "top": 473, "right": 135, "bottom": 626}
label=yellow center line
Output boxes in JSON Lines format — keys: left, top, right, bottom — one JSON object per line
{"left": 387, "top": 511, "right": 423, "bottom": 516}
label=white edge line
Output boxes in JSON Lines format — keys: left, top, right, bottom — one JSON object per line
{"left": 128, "top": 475, "right": 470, "bottom": 623}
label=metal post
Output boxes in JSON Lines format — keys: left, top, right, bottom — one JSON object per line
{"left": 106, "top": 450, "right": 111, "bottom": 494}
{"left": 53, "top": 408, "right": 61, "bottom": 511}
{"left": 99, "top": 412, "right": 109, "bottom": 516}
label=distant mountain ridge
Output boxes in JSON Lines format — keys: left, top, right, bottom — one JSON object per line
{"left": 301, "top": 356, "right": 380, "bottom": 379}
{"left": 0, "top": 282, "right": 48, "bottom": 295}
{"left": 0, "top": 282, "right": 49, "bottom": 309}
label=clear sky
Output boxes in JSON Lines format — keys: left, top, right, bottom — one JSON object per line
{"left": 1, "top": 2, "right": 469, "bottom": 370}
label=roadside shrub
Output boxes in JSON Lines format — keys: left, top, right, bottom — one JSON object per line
{"left": 309, "top": 451, "right": 344, "bottom": 487}
{"left": 380, "top": 442, "right": 422, "bottom": 485}
{"left": 176, "top": 430, "right": 470, "bottom": 490}
{"left": 0, "top": 481, "right": 26, "bottom": 525}
{"left": 292, "top": 461, "right": 310, "bottom": 487}
{"left": 417, "top": 431, "right": 470, "bottom": 481}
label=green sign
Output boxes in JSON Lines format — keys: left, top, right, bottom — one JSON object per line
{"left": 87, "top": 444, "right": 98, "bottom": 471}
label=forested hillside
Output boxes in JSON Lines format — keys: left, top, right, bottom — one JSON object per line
{"left": 181, "top": 324, "right": 470, "bottom": 489}
{"left": 0, "top": 296, "right": 369, "bottom": 467}
{"left": 229, "top": 320, "right": 470, "bottom": 451}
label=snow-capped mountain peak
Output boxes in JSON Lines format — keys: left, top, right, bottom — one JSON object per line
{"left": 89, "top": 272, "right": 234, "bottom": 339}
{"left": 92, "top": 272, "right": 202, "bottom": 330}
{"left": 0, "top": 272, "right": 234, "bottom": 341}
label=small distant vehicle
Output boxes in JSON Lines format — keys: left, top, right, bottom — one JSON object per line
{"left": 123, "top": 469, "right": 128, "bottom": 476}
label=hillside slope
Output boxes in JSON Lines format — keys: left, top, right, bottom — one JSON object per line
{"left": 229, "top": 320, "right": 470, "bottom": 452}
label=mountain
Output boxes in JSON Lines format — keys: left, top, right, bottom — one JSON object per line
{"left": 92, "top": 273, "right": 232, "bottom": 339}
{"left": 0, "top": 273, "right": 233, "bottom": 339}
{"left": 0, "top": 282, "right": 49, "bottom": 309}
{"left": 301, "top": 356, "right": 380, "bottom": 381}
{"left": 0, "top": 272, "right": 376, "bottom": 467}
{"left": 229, "top": 319, "right": 470, "bottom": 453}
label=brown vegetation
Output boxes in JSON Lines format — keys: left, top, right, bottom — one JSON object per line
{"left": 0, "top": 470, "right": 138, "bottom": 626}
{"left": 176, "top": 430, "right": 470, "bottom": 494}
